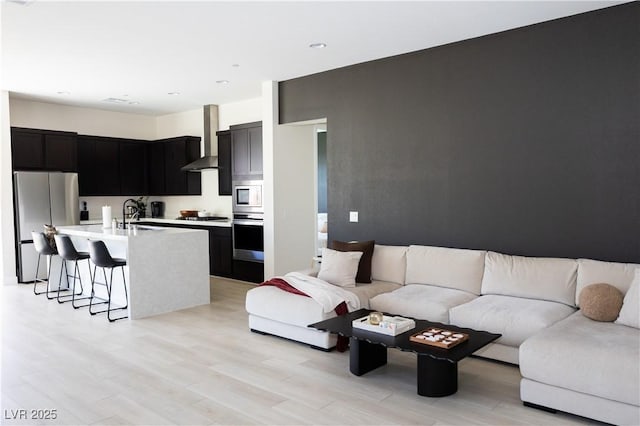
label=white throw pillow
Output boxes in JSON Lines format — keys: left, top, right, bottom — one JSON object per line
{"left": 371, "top": 245, "right": 408, "bottom": 284}
{"left": 615, "top": 269, "right": 640, "bottom": 329}
{"left": 318, "top": 248, "right": 363, "bottom": 288}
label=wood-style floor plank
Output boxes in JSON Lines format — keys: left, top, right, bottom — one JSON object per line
{"left": 1, "top": 278, "right": 599, "bottom": 425}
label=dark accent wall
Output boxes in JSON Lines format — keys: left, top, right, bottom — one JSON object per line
{"left": 279, "top": 3, "right": 640, "bottom": 263}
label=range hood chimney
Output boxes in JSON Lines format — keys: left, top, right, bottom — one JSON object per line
{"left": 181, "top": 104, "right": 219, "bottom": 171}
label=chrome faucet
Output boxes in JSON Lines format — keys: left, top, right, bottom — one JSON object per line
{"left": 122, "top": 198, "right": 138, "bottom": 229}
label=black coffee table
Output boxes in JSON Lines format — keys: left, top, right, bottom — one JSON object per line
{"left": 310, "top": 309, "right": 500, "bottom": 397}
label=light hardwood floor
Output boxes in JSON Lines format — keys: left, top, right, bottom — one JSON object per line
{"left": 1, "top": 278, "right": 597, "bottom": 425}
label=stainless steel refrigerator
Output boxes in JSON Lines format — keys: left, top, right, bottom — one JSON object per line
{"left": 13, "top": 172, "right": 79, "bottom": 283}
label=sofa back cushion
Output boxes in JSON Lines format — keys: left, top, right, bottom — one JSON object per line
{"left": 405, "top": 245, "right": 486, "bottom": 295}
{"left": 371, "top": 245, "right": 408, "bottom": 285}
{"left": 481, "top": 251, "right": 577, "bottom": 306}
{"left": 576, "top": 258, "right": 638, "bottom": 306}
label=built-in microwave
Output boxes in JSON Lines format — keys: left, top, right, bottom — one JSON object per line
{"left": 232, "top": 180, "right": 263, "bottom": 214}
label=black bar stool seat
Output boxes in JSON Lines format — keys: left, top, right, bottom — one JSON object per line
{"left": 31, "top": 232, "right": 58, "bottom": 297}
{"left": 88, "top": 240, "right": 128, "bottom": 322}
{"left": 53, "top": 235, "right": 93, "bottom": 308}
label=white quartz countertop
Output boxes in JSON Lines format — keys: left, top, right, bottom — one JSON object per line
{"left": 58, "top": 224, "right": 207, "bottom": 241}
{"left": 81, "top": 218, "right": 232, "bottom": 228}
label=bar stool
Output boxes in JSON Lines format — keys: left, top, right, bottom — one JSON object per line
{"left": 53, "top": 235, "right": 93, "bottom": 309}
{"left": 87, "top": 240, "right": 128, "bottom": 322}
{"left": 31, "top": 231, "right": 58, "bottom": 297}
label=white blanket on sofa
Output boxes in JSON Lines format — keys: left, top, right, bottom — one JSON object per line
{"left": 283, "top": 272, "right": 361, "bottom": 313}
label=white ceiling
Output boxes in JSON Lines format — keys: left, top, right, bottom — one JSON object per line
{"left": 1, "top": 0, "right": 624, "bottom": 116}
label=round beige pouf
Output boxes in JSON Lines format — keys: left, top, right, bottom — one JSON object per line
{"left": 579, "top": 283, "right": 624, "bottom": 322}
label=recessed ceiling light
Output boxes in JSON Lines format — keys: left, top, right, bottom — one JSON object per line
{"left": 102, "top": 97, "right": 128, "bottom": 104}
{"left": 168, "top": 92, "right": 180, "bottom": 95}
{"left": 216, "top": 80, "right": 229, "bottom": 84}
{"left": 309, "top": 43, "right": 327, "bottom": 49}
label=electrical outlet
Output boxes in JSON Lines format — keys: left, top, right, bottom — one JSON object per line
{"left": 349, "top": 211, "right": 359, "bottom": 222}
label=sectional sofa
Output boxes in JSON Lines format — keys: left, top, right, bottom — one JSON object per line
{"left": 245, "top": 244, "right": 639, "bottom": 425}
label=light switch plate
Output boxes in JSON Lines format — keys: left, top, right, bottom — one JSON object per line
{"left": 349, "top": 211, "right": 359, "bottom": 222}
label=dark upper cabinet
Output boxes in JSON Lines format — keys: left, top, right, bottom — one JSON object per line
{"left": 119, "top": 141, "right": 149, "bottom": 195}
{"left": 185, "top": 137, "right": 201, "bottom": 195}
{"left": 11, "top": 127, "right": 77, "bottom": 171}
{"left": 77, "top": 136, "right": 120, "bottom": 196}
{"left": 248, "top": 126, "right": 263, "bottom": 176}
{"left": 44, "top": 133, "right": 77, "bottom": 171}
{"left": 148, "top": 142, "right": 166, "bottom": 195}
{"left": 11, "top": 129, "right": 44, "bottom": 170}
{"left": 217, "top": 130, "right": 232, "bottom": 196}
{"left": 231, "top": 121, "right": 262, "bottom": 179}
{"left": 160, "top": 136, "right": 202, "bottom": 195}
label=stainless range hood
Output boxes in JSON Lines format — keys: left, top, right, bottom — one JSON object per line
{"left": 181, "top": 104, "right": 219, "bottom": 171}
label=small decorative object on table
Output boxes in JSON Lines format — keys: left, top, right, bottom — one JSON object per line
{"left": 410, "top": 327, "right": 469, "bottom": 349}
{"left": 368, "top": 311, "right": 384, "bottom": 325}
{"left": 353, "top": 314, "right": 415, "bottom": 336}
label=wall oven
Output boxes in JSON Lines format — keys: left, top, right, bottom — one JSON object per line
{"left": 232, "top": 213, "right": 264, "bottom": 263}
{"left": 232, "top": 180, "right": 263, "bottom": 214}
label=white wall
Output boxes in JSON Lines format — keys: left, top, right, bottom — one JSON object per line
{"left": 1, "top": 91, "right": 17, "bottom": 285}
{"left": 219, "top": 98, "right": 262, "bottom": 131}
{"left": 10, "top": 98, "right": 156, "bottom": 139}
{"left": 262, "top": 82, "right": 317, "bottom": 277}
{"left": 272, "top": 124, "right": 317, "bottom": 275}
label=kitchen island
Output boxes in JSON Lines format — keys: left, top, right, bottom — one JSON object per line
{"left": 56, "top": 224, "right": 210, "bottom": 320}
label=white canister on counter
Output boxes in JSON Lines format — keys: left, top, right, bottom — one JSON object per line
{"left": 102, "top": 205, "right": 112, "bottom": 228}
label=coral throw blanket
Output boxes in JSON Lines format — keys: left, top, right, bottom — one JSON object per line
{"left": 260, "top": 277, "right": 350, "bottom": 352}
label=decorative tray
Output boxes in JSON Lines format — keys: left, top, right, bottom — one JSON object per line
{"left": 352, "top": 315, "right": 416, "bottom": 336}
{"left": 409, "top": 327, "right": 469, "bottom": 349}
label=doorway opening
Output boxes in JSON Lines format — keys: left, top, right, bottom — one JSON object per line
{"left": 316, "top": 128, "right": 327, "bottom": 255}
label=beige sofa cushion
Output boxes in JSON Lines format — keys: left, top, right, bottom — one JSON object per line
{"left": 576, "top": 258, "right": 638, "bottom": 306}
{"left": 405, "top": 245, "right": 486, "bottom": 295}
{"left": 481, "top": 251, "right": 577, "bottom": 306}
{"left": 371, "top": 245, "right": 408, "bottom": 285}
{"left": 520, "top": 311, "right": 640, "bottom": 407}
{"left": 369, "top": 284, "right": 476, "bottom": 323}
{"left": 449, "top": 295, "right": 575, "bottom": 347}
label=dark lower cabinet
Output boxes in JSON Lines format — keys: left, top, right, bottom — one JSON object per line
{"left": 210, "top": 227, "right": 233, "bottom": 277}
{"left": 232, "top": 260, "right": 264, "bottom": 283}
